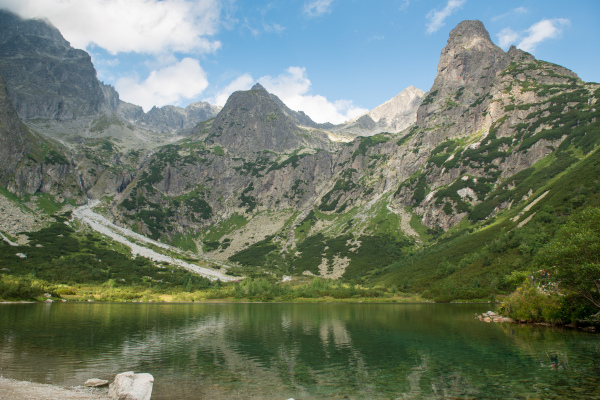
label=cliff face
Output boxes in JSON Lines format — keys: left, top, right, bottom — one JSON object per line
{"left": 0, "top": 76, "right": 31, "bottom": 181}
{"left": 0, "top": 76, "right": 85, "bottom": 201}
{"left": 0, "top": 10, "right": 116, "bottom": 120}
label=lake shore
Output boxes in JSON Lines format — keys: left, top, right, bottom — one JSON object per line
{"left": 0, "top": 377, "right": 110, "bottom": 400}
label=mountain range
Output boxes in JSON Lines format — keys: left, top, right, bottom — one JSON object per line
{"left": 1, "top": 10, "right": 599, "bottom": 301}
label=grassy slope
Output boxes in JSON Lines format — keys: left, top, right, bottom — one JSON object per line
{"left": 374, "top": 145, "right": 600, "bottom": 301}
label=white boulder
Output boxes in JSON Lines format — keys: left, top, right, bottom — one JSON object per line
{"left": 109, "top": 371, "right": 154, "bottom": 400}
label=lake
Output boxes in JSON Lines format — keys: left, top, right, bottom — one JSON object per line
{"left": 0, "top": 302, "right": 598, "bottom": 399}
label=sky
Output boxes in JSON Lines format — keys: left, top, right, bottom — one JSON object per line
{"left": 0, "top": 0, "right": 599, "bottom": 124}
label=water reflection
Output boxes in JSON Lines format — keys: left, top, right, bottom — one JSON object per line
{"left": 1, "top": 303, "right": 599, "bottom": 399}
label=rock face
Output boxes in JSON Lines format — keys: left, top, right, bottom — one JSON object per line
{"left": 337, "top": 86, "right": 425, "bottom": 136}
{"left": 0, "top": 76, "right": 31, "bottom": 182}
{"left": 205, "top": 83, "right": 332, "bottom": 154}
{"left": 0, "top": 75, "right": 84, "bottom": 199}
{"left": 108, "top": 371, "right": 153, "bottom": 400}
{"left": 0, "top": 10, "right": 117, "bottom": 120}
{"left": 416, "top": 20, "right": 510, "bottom": 139}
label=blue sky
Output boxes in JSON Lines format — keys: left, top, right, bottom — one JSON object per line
{"left": 1, "top": 0, "right": 599, "bottom": 123}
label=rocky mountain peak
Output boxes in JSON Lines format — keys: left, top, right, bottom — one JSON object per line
{"left": 204, "top": 84, "right": 330, "bottom": 154}
{"left": 251, "top": 83, "right": 267, "bottom": 92}
{"left": 416, "top": 20, "right": 510, "bottom": 135}
{"left": 446, "top": 20, "right": 495, "bottom": 50}
{"left": 0, "top": 9, "right": 116, "bottom": 120}
{"left": 435, "top": 19, "right": 505, "bottom": 86}
{"left": 0, "top": 10, "right": 68, "bottom": 47}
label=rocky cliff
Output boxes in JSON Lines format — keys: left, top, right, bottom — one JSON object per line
{"left": 0, "top": 10, "right": 117, "bottom": 120}
{"left": 0, "top": 75, "right": 84, "bottom": 202}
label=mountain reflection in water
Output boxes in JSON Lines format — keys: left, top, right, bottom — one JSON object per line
{"left": 1, "top": 303, "right": 599, "bottom": 399}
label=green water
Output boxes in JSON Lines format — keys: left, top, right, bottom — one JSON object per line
{"left": 0, "top": 303, "right": 598, "bottom": 399}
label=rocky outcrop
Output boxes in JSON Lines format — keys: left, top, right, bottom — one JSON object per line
{"left": 0, "top": 10, "right": 116, "bottom": 120}
{"left": 0, "top": 76, "right": 32, "bottom": 183}
{"left": 416, "top": 20, "right": 510, "bottom": 139}
{"left": 0, "top": 73, "right": 85, "bottom": 201}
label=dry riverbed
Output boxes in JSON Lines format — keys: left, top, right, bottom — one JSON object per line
{"left": 0, "top": 377, "right": 110, "bottom": 400}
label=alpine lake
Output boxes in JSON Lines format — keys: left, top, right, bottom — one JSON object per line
{"left": 1, "top": 302, "right": 599, "bottom": 400}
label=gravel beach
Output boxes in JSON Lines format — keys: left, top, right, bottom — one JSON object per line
{"left": 0, "top": 377, "right": 110, "bottom": 400}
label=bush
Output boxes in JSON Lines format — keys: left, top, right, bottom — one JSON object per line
{"left": 502, "top": 282, "right": 563, "bottom": 323}
{"left": 0, "top": 275, "right": 49, "bottom": 300}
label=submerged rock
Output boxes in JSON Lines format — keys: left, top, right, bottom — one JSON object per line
{"left": 109, "top": 371, "right": 154, "bottom": 400}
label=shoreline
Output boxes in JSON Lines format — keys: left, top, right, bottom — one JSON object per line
{"left": 0, "top": 377, "right": 110, "bottom": 400}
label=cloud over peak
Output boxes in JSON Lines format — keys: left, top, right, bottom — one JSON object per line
{"left": 211, "top": 67, "right": 367, "bottom": 124}
{"left": 117, "top": 58, "right": 209, "bottom": 111}
{"left": 426, "top": 0, "right": 465, "bottom": 34}
{"left": 1, "top": 0, "right": 222, "bottom": 55}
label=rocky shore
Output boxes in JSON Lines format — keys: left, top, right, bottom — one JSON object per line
{"left": 476, "top": 311, "right": 514, "bottom": 323}
{"left": 0, "top": 371, "right": 153, "bottom": 400}
{"left": 0, "top": 377, "right": 110, "bottom": 400}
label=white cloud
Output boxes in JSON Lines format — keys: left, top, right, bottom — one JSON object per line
{"left": 258, "top": 67, "right": 368, "bottom": 124}
{"left": 497, "top": 28, "right": 520, "bottom": 48}
{"left": 517, "top": 18, "right": 570, "bottom": 52}
{"left": 263, "top": 22, "right": 286, "bottom": 35}
{"left": 491, "top": 6, "right": 527, "bottom": 22}
{"left": 116, "top": 58, "right": 209, "bottom": 111}
{"left": 303, "top": 0, "right": 334, "bottom": 18}
{"left": 1, "top": 0, "right": 222, "bottom": 55}
{"left": 399, "top": 0, "right": 410, "bottom": 12}
{"left": 426, "top": 0, "right": 466, "bottom": 34}
{"left": 210, "top": 74, "right": 255, "bottom": 106}
{"left": 496, "top": 18, "right": 570, "bottom": 52}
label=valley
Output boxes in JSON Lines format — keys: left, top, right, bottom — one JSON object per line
{"left": 0, "top": 11, "right": 598, "bottom": 326}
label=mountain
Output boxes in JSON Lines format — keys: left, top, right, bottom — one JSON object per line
{"left": 0, "top": 10, "right": 118, "bottom": 120}
{"left": 0, "top": 9, "right": 218, "bottom": 136}
{"left": 201, "top": 83, "right": 333, "bottom": 154}
{"left": 335, "top": 86, "right": 425, "bottom": 136}
{"left": 1, "top": 15, "right": 599, "bottom": 302}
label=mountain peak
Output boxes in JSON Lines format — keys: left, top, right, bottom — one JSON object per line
{"left": 204, "top": 82, "right": 330, "bottom": 154}
{"left": 450, "top": 20, "right": 490, "bottom": 39}
{"left": 251, "top": 83, "right": 267, "bottom": 92}
{"left": 445, "top": 20, "right": 497, "bottom": 52}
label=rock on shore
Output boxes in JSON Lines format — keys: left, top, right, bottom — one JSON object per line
{"left": 476, "top": 311, "right": 514, "bottom": 323}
